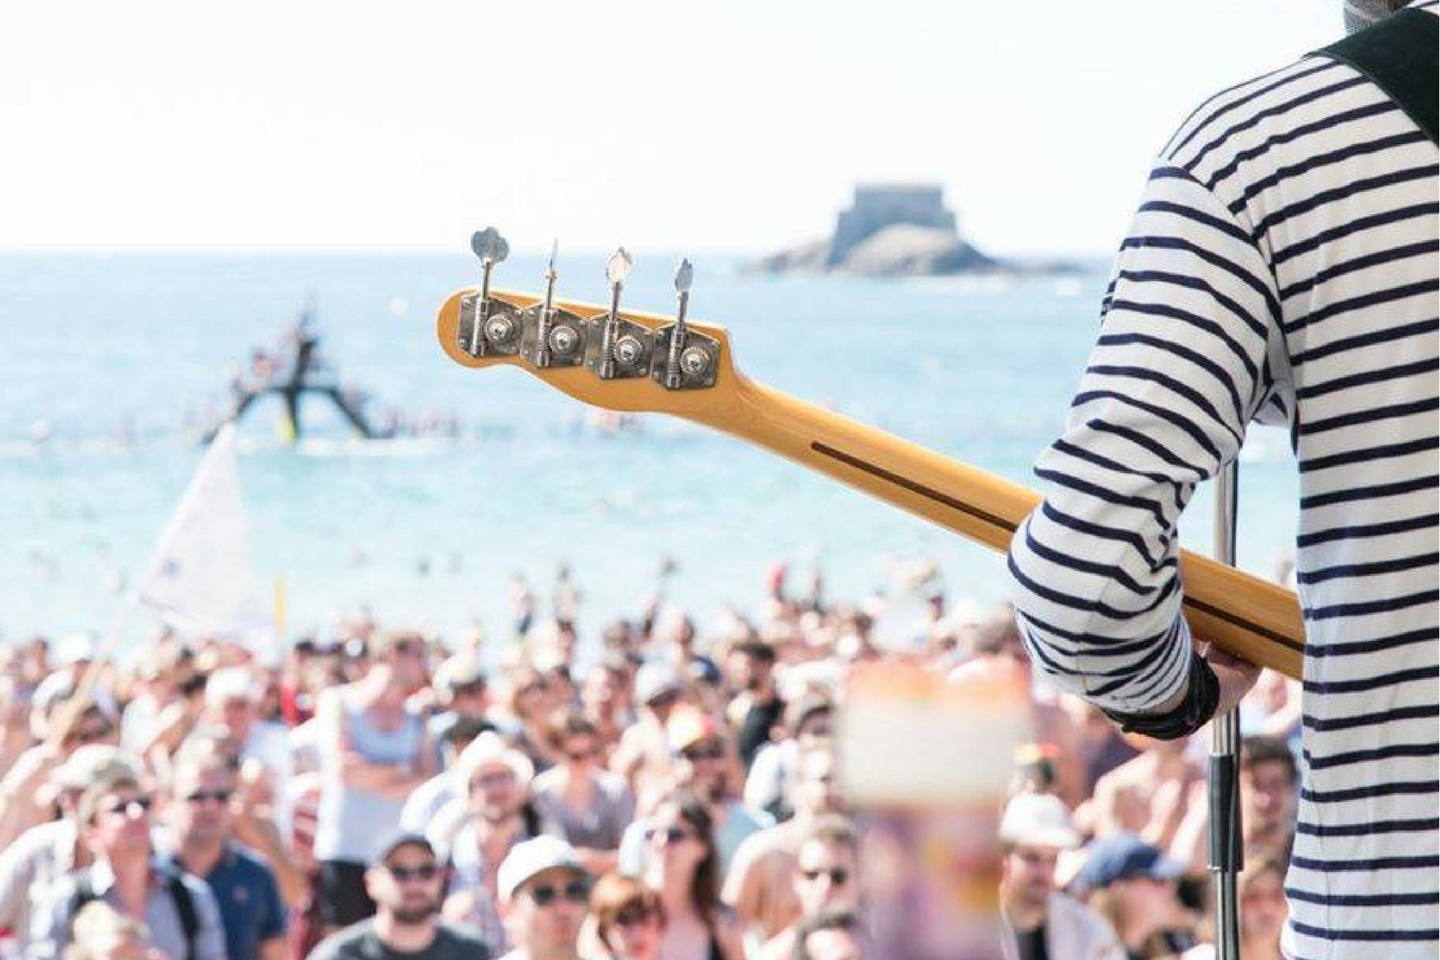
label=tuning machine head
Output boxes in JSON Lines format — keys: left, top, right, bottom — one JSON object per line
{"left": 459, "top": 226, "right": 521, "bottom": 358}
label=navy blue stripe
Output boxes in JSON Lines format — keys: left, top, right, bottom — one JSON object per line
{"left": 1296, "top": 356, "right": 1440, "bottom": 399}
{"left": 1012, "top": 601, "right": 1176, "bottom": 658}
{"left": 1204, "top": 99, "right": 1401, "bottom": 192}
{"left": 1097, "top": 333, "right": 1250, "bottom": 422}
{"left": 1034, "top": 466, "right": 1172, "bottom": 532}
{"left": 1286, "top": 278, "right": 1440, "bottom": 335}
{"left": 1087, "top": 364, "right": 1244, "bottom": 443}
{"left": 1301, "top": 779, "right": 1438, "bottom": 803}
{"left": 1304, "top": 741, "right": 1439, "bottom": 771}
{"left": 1271, "top": 201, "right": 1438, "bottom": 267}
{"left": 1050, "top": 439, "right": 1187, "bottom": 509}
{"left": 1113, "top": 267, "right": 1269, "bottom": 341}
{"left": 1291, "top": 317, "right": 1439, "bottom": 367}
{"left": 1296, "top": 397, "right": 1438, "bottom": 437}
{"left": 1170, "top": 60, "right": 1341, "bottom": 156}
{"left": 1288, "top": 919, "right": 1439, "bottom": 942}
{"left": 1018, "top": 528, "right": 1154, "bottom": 596}
{"left": 1190, "top": 75, "right": 1371, "bottom": 171}
{"left": 1298, "top": 550, "right": 1440, "bottom": 584}
{"left": 1281, "top": 241, "right": 1440, "bottom": 300}
{"left": 1305, "top": 627, "right": 1437, "bottom": 658}
{"left": 1294, "top": 817, "right": 1440, "bottom": 838}
{"left": 1302, "top": 703, "right": 1438, "bottom": 731}
{"left": 1285, "top": 885, "right": 1438, "bottom": 908}
{"left": 1072, "top": 390, "right": 1223, "bottom": 466}
{"left": 1232, "top": 131, "right": 1432, "bottom": 212}
{"left": 1304, "top": 665, "right": 1440, "bottom": 695}
{"left": 1289, "top": 854, "right": 1440, "bottom": 872}
{"left": 1255, "top": 165, "right": 1437, "bottom": 241}
{"left": 1134, "top": 192, "right": 1255, "bottom": 248}
{"left": 1299, "top": 436, "right": 1438, "bottom": 474}
{"left": 1105, "top": 299, "right": 1261, "bottom": 381}
{"left": 1307, "top": 589, "right": 1440, "bottom": 621}
{"left": 1296, "top": 513, "right": 1438, "bottom": 548}
{"left": 1087, "top": 420, "right": 1207, "bottom": 482}
{"left": 1117, "top": 231, "right": 1280, "bottom": 323}
{"left": 1037, "top": 501, "right": 1163, "bottom": 571}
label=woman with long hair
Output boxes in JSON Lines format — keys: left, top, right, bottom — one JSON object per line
{"left": 640, "top": 791, "right": 743, "bottom": 960}
{"left": 590, "top": 872, "right": 666, "bottom": 960}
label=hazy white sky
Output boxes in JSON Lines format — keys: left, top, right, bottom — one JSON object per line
{"left": 3, "top": 1, "right": 1339, "bottom": 257}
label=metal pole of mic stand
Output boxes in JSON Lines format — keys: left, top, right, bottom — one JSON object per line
{"left": 1210, "top": 463, "right": 1243, "bottom": 960}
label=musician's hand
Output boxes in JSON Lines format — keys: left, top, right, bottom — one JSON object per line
{"left": 1206, "top": 646, "right": 1262, "bottom": 718}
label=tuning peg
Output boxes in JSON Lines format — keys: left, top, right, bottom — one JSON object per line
{"left": 534, "top": 239, "right": 562, "bottom": 367}
{"left": 597, "top": 248, "right": 635, "bottom": 379}
{"left": 606, "top": 247, "right": 634, "bottom": 287}
{"left": 664, "top": 258, "right": 694, "bottom": 389}
{"left": 460, "top": 226, "right": 518, "bottom": 357}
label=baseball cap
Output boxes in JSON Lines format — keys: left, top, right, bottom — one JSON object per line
{"left": 635, "top": 660, "right": 683, "bottom": 706}
{"left": 434, "top": 653, "right": 487, "bottom": 697}
{"left": 50, "top": 745, "right": 144, "bottom": 791}
{"left": 497, "top": 836, "right": 586, "bottom": 901}
{"left": 1078, "top": 833, "right": 1185, "bottom": 890}
{"left": 453, "top": 731, "right": 535, "bottom": 793}
{"left": 370, "top": 831, "right": 436, "bottom": 867}
{"left": 998, "top": 792, "right": 1081, "bottom": 850}
{"left": 667, "top": 705, "right": 721, "bottom": 754}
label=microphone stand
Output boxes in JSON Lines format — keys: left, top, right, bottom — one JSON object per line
{"left": 1210, "top": 462, "right": 1244, "bottom": 960}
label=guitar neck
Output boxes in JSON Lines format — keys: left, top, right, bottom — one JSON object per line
{"left": 697, "top": 373, "right": 1305, "bottom": 680}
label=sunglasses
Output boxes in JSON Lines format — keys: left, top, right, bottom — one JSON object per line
{"left": 184, "top": 789, "right": 234, "bottom": 806}
{"left": 529, "top": 878, "right": 591, "bottom": 906}
{"left": 614, "top": 905, "right": 656, "bottom": 927}
{"left": 386, "top": 863, "right": 440, "bottom": 882}
{"left": 802, "top": 868, "right": 851, "bottom": 886}
{"left": 645, "top": 825, "right": 697, "bottom": 846}
{"left": 101, "top": 795, "right": 154, "bottom": 818}
{"left": 681, "top": 745, "right": 724, "bottom": 762}
{"left": 69, "top": 721, "right": 115, "bottom": 745}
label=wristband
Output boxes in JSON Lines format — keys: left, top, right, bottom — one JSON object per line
{"left": 1101, "top": 651, "right": 1220, "bottom": 741}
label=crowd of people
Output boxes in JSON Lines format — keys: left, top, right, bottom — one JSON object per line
{"left": 0, "top": 563, "right": 1303, "bottom": 960}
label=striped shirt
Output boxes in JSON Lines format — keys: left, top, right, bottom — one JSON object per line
{"left": 1006, "top": 6, "right": 1439, "bottom": 958}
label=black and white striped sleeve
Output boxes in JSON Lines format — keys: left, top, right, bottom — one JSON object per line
{"left": 1007, "top": 163, "right": 1283, "bottom": 714}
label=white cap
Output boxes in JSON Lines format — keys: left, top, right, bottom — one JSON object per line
{"left": 205, "top": 667, "right": 260, "bottom": 710}
{"left": 497, "top": 836, "right": 584, "bottom": 902}
{"left": 999, "top": 792, "right": 1081, "bottom": 850}
{"left": 634, "top": 659, "right": 683, "bottom": 705}
{"left": 453, "top": 731, "right": 535, "bottom": 794}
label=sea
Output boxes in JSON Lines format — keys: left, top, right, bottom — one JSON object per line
{"left": 0, "top": 253, "right": 1302, "bottom": 660}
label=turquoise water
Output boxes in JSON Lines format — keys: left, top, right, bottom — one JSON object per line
{"left": 0, "top": 254, "right": 1301, "bottom": 651}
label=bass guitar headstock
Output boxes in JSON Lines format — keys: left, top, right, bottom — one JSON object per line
{"left": 435, "top": 228, "right": 741, "bottom": 417}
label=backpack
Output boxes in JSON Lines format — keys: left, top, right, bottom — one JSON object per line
{"left": 71, "top": 868, "right": 199, "bottom": 960}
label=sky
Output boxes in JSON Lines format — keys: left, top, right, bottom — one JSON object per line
{"left": 2, "top": 1, "right": 1341, "bottom": 258}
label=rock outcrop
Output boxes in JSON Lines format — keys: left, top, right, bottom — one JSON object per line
{"left": 753, "top": 184, "right": 997, "bottom": 277}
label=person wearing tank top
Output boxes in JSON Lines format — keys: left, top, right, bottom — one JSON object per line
{"left": 312, "top": 631, "right": 435, "bottom": 930}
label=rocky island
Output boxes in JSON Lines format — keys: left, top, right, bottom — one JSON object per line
{"left": 755, "top": 184, "right": 1044, "bottom": 277}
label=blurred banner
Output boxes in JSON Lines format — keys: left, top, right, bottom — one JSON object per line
{"left": 841, "top": 661, "right": 1024, "bottom": 960}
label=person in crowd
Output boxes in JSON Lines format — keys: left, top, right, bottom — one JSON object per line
{"left": 530, "top": 711, "right": 635, "bottom": 877}
{"left": 752, "top": 815, "right": 861, "bottom": 960}
{"left": 1088, "top": 733, "right": 1202, "bottom": 852}
{"left": 610, "top": 661, "right": 687, "bottom": 805}
{"left": 997, "top": 793, "right": 1124, "bottom": 960}
{"left": 61, "top": 902, "right": 163, "bottom": 960}
{"left": 724, "top": 639, "right": 785, "bottom": 773}
{"left": 312, "top": 630, "right": 434, "bottom": 931}
{"left": 725, "top": 742, "right": 846, "bottom": 947}
{"left": 399, "top": 716, "right": 493, "bottom": 835}
{"left": 618, "top": 707, "right": 772, "bottom": 879}
{"left": 588, "top": 873, "right": 665, "bottom": 960}
{"left": 160, "top": 750, "right": 288, "bottom": 960}
{"left": 198, "top": 669, "right": 294, "bottom": 828}
{"left": 742, "top": 693, "right": 834, "bottom": 822}
{"left": 579, "top": 659, "right": 631, "bottom": 766}
{"left": 495, "top": 836, "right": 592, "bottom": 960}
{"left": 29, "top": 766, "right": 228, "bottom": 960}
{"left": 1077, "top": 834, "right": 1198, "bottom": 960}
{"left": 440, "top": 732, "right": 550, "bottom": 955}
{"left": 635, "top": 791, "right": 743, "bottom": 960}
{"left": 1182, "top": 855, "right": 1288, "bottom": 960}
{"left": 790, "top": 907, "right": 869, "bottom": 960}
{"left": 304, "top": 832, "right": 488, "bottom": 960}
{"left": 0, "top": 748, "right": 143, "bottom": 948}
{"left": 426, "top": 653, "right": 494, "bottom": 771}
{"left": 500, "top": 666, "right": 562, "bottom": 775}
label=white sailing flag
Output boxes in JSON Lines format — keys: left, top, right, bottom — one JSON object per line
{"left": 137, "top": 421, "right": 274, "bottom": 649}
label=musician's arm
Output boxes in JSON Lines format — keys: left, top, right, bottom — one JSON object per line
{"left": 1006, "top": 164, "right": 1283, "bottom": 719}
